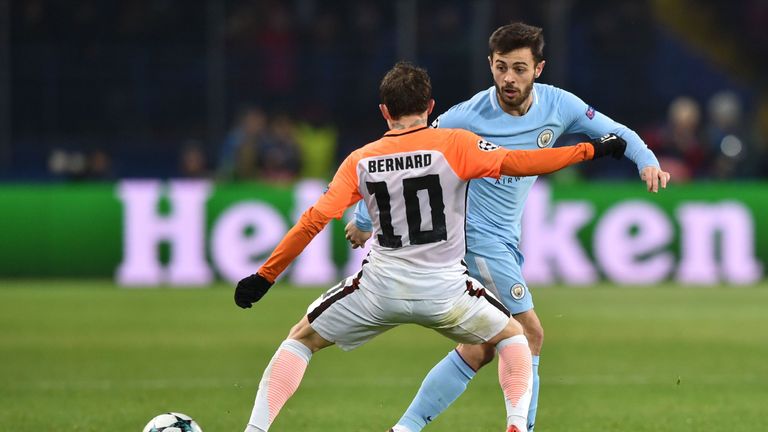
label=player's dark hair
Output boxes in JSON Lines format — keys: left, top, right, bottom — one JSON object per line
{"left": 489, "top": 22, "right": 545, "bottom": 63}
{"left": 379, "top": 61, "right": 432, "bottom": 120}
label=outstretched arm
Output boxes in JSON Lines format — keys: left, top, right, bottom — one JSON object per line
{"left": 561, "top": 90, "right": 670, "bottom": 192}
{"left": 447, "top": 130, "right": 625, "bottom": 181}
{"left": 234, "top": 207, "right": 332, "bottom": 308}
{"left": 500, "top": 142, "right": 593, "bottom": 176}
{"left": 499, "top": 135, "right": 625, "bottom": 177}
{"left": 235, "top": 154, "right": 362, "bottom": 308}
{"left": 259, "top": 207, "right": 331, "bottom": 282}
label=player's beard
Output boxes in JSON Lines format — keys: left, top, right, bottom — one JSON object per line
{"left": 495, "top": 80, "right": 534, "bottom": 113}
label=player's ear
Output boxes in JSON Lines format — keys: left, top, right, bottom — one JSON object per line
{"left": 535, "top": 60, "right": 546, "bottom": 79}
{"left": 379, "top": 104, "right": 393, "bottom": 121}
{"left": 427, "top": 99, "right": 435, "bottom": 116}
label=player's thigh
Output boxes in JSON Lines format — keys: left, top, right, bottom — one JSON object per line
{"left": 465, "top": 245, "right": 533, "bottom": 315}
{"left": 305, "top": 275, "right": 395, "bottom": 351}
{"left": 425, "top": 280, "right": 514, "bottom": 345}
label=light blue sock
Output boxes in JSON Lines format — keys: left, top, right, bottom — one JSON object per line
{"left": 527, "top": 355, "right": 540, "bottom": 432}
{"left": 397, "top": 349, "right": 476, "bottom": 431}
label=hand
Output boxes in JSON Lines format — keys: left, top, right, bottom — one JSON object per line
{"left": 234, "top": 273, "right": 273, "bottom": 308}
{"left": 345, "top": 220, "right": 372, "bottom": 249}
{"left": 589, "top": 134, "right": 627, "bottom": 160}
{"left": 640, "top": 166, "right": 671, "bottom": 193}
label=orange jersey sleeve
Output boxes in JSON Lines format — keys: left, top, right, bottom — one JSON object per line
{"left": 440, "top": 129, "right": 508, "bottom": 180}
{"left": 258, "top": 207, "right": 331, "bottom": 283}
{"left": 257, "top": 153, "right": 363, "bottom": 282}
{"left": 499, "top": 142, "right": 594, "bottom": 176}
{"left": 440, "top": 129, "right": 594, "bottom": 179}
{"left": 313, "top": 153, "right": 364, "bottom": 219}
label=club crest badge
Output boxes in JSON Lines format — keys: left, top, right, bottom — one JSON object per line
{"left": 477, "top": 139, "right": 499, "bottom": 152}
{"left": 537, "top": 129, "right": 554, "bottom": 148}
{"left": 586, "top": 106, "right": 595, "bottom": 119}
{"left": 510, "top": 283, "right": 526, "bottom": 300}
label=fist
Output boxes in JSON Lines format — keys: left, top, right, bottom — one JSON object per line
{"left": 590, "top": 133, "right": 627, "bottom": 160}
{"left": 234, "top": 273, "right": 273, "bottom": 308}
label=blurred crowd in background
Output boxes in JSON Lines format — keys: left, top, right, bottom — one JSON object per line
{"left": 4, "top": 0, "right": 768, "bottom": 182}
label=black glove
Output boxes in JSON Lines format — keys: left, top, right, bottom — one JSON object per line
{"left": 234, "top": 273, "right": 273, "bottom": 308}
{"left": 589, "top": 133, "right": 626, "bottom": 160}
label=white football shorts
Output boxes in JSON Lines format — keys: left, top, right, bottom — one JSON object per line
{"left": 306, "top": 261, "right": 511, "bottom": 351}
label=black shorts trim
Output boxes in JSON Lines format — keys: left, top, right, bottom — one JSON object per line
{"left": 465, "top": 280, "right": 510, "bottom": 317}
{"left": 307, "top": 266, "right": 365, "bottom": 323}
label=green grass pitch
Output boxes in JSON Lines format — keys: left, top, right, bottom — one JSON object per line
{"left": 1, "top": 280, "right": 766, "bottom": 431}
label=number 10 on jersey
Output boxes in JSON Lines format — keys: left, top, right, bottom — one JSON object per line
{"left": 366, "top": 174, "right": 448, "bottom": 248}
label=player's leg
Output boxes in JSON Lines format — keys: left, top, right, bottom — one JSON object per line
{"left": 512, "top": 309, "right": 543, "bottom": 431}
{"left": 470, "top": 247, "right": 542, "bottom": 432}
{"left": 390, "top": 244, "right": 517, "bottom": 432}
{"left": 393, "top": 281, "right": 531, "bottom": 432}
{"left": 245, "top": 272, "right": 391, "bottom": 432}
{"left": 244, "top": 316, "right": 332, "bottom": 432}
{"left": 392, "top": 343, "right": 490, "bottom": 432}
{"left": 477, "top": 288, "right": 533, "bottom": 432}
{"left": 486, "top": 319, "right": 533, "bottom": 432}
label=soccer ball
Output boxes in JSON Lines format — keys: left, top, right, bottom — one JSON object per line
{"left": 142, "top": 412, "right": 203, "bottom": 432}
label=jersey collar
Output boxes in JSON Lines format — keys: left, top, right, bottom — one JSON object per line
{"left": 383, "top": 125, "right": 429, "bottom": 137}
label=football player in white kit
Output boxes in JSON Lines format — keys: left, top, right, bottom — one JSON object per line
{"left": 234, "top": 61, "right": 627, "bottom": 432}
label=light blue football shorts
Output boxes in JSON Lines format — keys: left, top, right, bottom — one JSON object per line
{"left": 464, "top": 238, "right": 533, "bottom": 315}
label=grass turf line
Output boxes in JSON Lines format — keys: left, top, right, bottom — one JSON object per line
{"left": 0, "top": 281, "right": 766, "bottom": 431}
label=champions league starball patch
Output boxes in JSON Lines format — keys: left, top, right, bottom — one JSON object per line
{"left": 537, "top": 129, "right": 554, "bottom": 148}
{"left": 510, "top": 283, "right": 526, "bottom": 300}
{"left": 477, "top": 139, "right": 499, "bottom": 151}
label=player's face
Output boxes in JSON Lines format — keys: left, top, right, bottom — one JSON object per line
{"left": 489, "top": 48, "right": 544, "bottom": 113}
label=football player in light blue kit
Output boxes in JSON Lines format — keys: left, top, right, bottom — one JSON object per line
{"left": 348, "top": 22, "right": 670, "bottom": 432}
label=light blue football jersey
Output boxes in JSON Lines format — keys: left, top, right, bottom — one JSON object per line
{"left": 355, "top": 83, "right": 659, "bottom": 250}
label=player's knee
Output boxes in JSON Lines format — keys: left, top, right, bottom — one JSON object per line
{"left": 286, "top": 317, "right": 329, "bottom": 353}
{"left": 287, "top": 319, "right": 308, "bottom": 339}
{"left": 502, "top": 316, "right": 525, "bottom": 337}
{"left": 456, "top": 343, "right": 496, "bottom": 370}
{"left": 486, "top": 317, "right": 525, "bottom": 346}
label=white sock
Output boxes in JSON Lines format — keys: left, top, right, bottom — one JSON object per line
{"left": 496, "top": 335, "right": 533, "bottom": 430}
{"left": 244, "top": 339, "right": 312, "bottom": 432}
